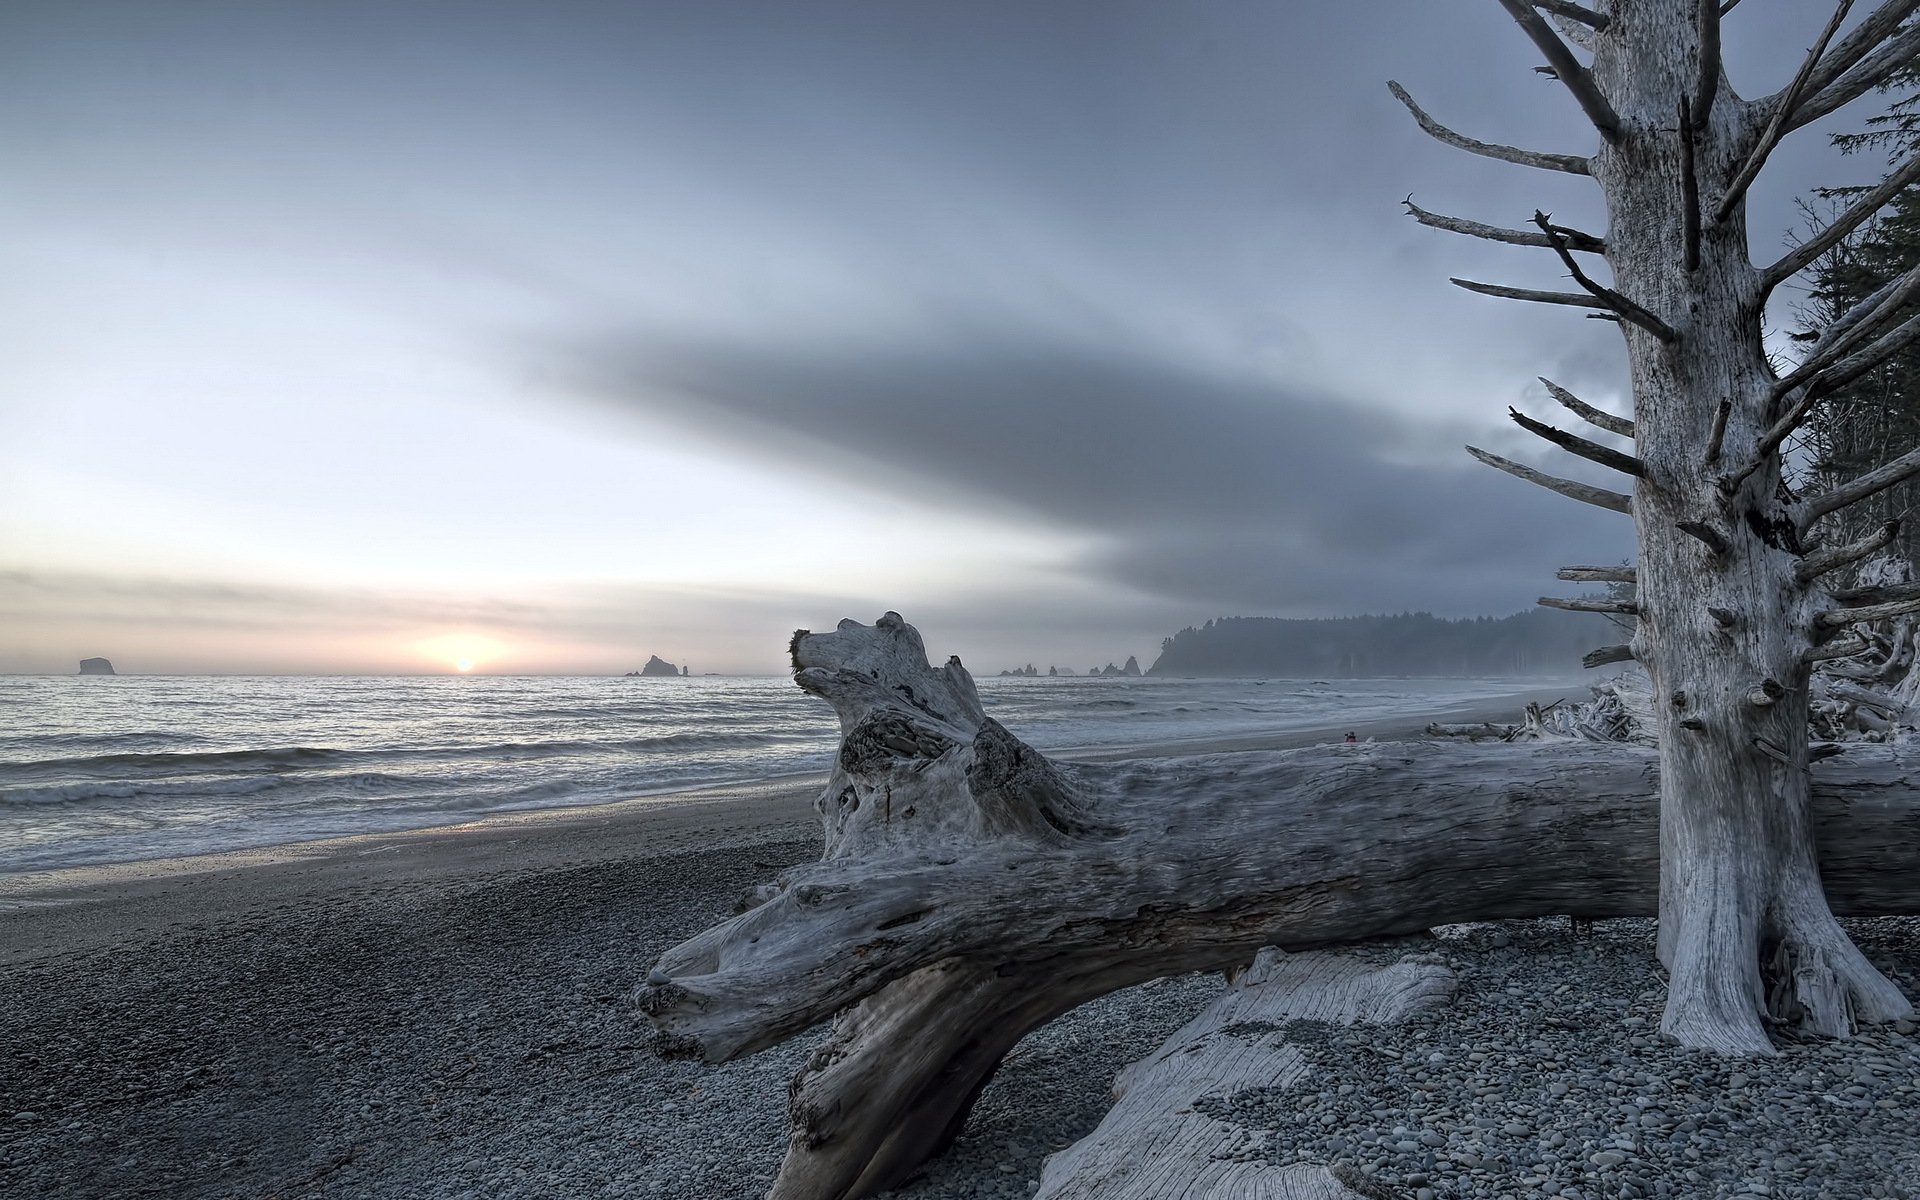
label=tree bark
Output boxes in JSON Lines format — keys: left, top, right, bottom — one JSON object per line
{"left": 639, "top": 616, "right": 1920, "bottom": 1200}
{"left": 1580, "top": 1, "right": 1914, "bottom": 1053}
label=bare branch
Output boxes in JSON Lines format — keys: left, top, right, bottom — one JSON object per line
{"left": 1764, "top": 149, "right": 1920, "bottom": 288}
{"left": 1817, "top": 595, "right": 1920, "bottom": 629}
{"left": 1717, "top": 1, "right": 1855, "bottom": 223}
{"left": 1509, "top": 407, "right": 1646, "bottom": 475}
{"left": 1540, "top": 377, "right": 1635, "bottom": 438}
{"left": 1790, "top": 20, "right": 1920, "bottom": 132}
{"left": 1777, "top": 263, "right": 1920, "bottom": 393}
{"left": 1798, "top": 0, "right": 1920, "bottom": 106}
{"left": 1695, "top": 1, "right": 1723, "bottom": 129}
{"left": 1806, "top": 634, "right": 1871, "bottom": 663}
{"left": 1704, "top": 399, "right": 1732, "bottom": 464}
{"left": 1679, "top": 520, "right": 1730, "bottom": 555}
{"left": 1534, "top": 0, "right": 1610, "bottom": 28}
{"left": 1540, "top": 596, "right": 1640, "bottom": 614}
{"left": 1388, "top": 82, "right": 1592, "bottom": 174}
{"left": 1495, "top": 0, "right": 1624, "bottom": 140}
{"left": 1834, "top": 579, "right": 1920, "bottom": 605}
{"left": 1402, "top": 197, "right": 1605, "bottom": 252}
{"left": 1800, "top": 310, "right": 1920, "bottom": 398}
{"left": 1797, "top": 520, "right": 1901, "bottom": 583}
{"left": 1804, "top": 447, "right": 1920, "bottom": 528}
{"left": 1451, "top": 277, "right": 1613, "bottom": 308}
{"left": 1583, "top": 644, "right": 1635, "bottom": 668}
{"left": 1466, "top": 445, "right": 1633, "bottom": 513}
{"left": 1557, "top": 565, "right": 1636, "bottom": 582}
{"left": 1533, "top": 212, "right": 1680, "bottom": 340}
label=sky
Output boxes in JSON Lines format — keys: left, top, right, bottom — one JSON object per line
{"left": 0, "top": 0, "right": 1905, "bottom": 675}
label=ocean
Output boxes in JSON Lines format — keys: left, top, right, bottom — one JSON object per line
{"left": 0, "top": 672, "right": 1554, "bottom": 873}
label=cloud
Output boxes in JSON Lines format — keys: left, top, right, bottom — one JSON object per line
{"left": 550, "top": 315, "right": 1635, "bottom": 616}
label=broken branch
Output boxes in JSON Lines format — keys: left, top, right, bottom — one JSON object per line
{"left": 1509, "top": 407, "right": 1647, "bottom": 475}
{"left": 1451, "top": 277, "right": 1614, "bottom": 308}
{"left": 1765, "top": 149, "right": 1920, "bottom": 288}
{"left": 1583, "top": 644, "right": 1636, "bottom": 668}
{"left": 1798, "top": 521, "right": 1902, "bottom": 584}
{"left": 1402, "top": 197, "right": 1605, "bottom": 252}
{"left": 1388, "top": 81, "right": 1592, "bottom": 174}
{"left": 1467, "top": 445, "right": 1633, "bottom": 513}
{"left": 1804, "top": 449, "right": 1920, "bottom": 528}
{"left": 1790, "top": 0, "right": 1920, "bottom": 131}
{"left": 1539, "top": 595, "right": 1641, "bottom": 614}
{"left": 1541, "top": 377, "right": 1635, "bottom": 438}
{"left": 1817, "top": 595, "right": 1920, "bottom": 629}
{"left": 1718, "top": 0, "right": 1855, "bottom": 223}
{"left": 1533, "top": 211, "right": 1680, "bottom": 340}
{"left": 1558, "top": 565, "right": 1636, "bottom": 582}
{"left": 1495, "top": 0, "right": 1624, "bottom": 140}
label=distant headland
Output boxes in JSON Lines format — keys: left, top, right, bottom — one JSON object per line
{"left": 79, "top": 657, "right": 116, "bottom": 676}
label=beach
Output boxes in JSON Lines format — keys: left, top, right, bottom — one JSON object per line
{"left": 10, "top": 684, "right": 1916, "bottom": 1200}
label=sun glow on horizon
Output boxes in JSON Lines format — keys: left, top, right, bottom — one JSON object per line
{"left": 415, "top": 632, "right": 509, "bottom": 674}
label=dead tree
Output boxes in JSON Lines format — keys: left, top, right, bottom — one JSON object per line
{"left": 1397, "top": 0, "right": 1920, "bottom": 1053}
{"left": 641, "top": 614, "right": 1920, "bottom": 1200}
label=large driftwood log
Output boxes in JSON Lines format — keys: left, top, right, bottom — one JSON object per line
{"left": 638, "top": 615, "right": 1920, "bottom": 1200}
{"left": 1033, "top": 948, "right": 1456, "bottom": 1200}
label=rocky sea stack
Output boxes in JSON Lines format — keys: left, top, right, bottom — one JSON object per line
{"left": 78, "top": 657, "right": 115, "bottom": 676}
{"left": 628, "top": 655, "right": 683, "bottom": 678}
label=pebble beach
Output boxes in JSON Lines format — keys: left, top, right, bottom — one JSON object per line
{"left": 4, "top": 695, "right": 1916, "bottom": 1200}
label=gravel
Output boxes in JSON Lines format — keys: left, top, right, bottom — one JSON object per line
{"left": 4, "top": 838, "right": 1917, "bottom": 1200}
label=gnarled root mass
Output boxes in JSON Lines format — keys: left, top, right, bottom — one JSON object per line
{"left": 638, "top": 615, "right": 1920, "bottom": 1200}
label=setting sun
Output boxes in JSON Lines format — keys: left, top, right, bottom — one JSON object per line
{"left": 414, "top": 633, "right": 509, "bottom": 674}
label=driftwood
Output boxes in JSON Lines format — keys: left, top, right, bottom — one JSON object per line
{"left": 1033, "top": 948, "right": 1456, "bottom": 1200}
{"left": 638, "top": 615, "right": 1920, "bottom": 1200}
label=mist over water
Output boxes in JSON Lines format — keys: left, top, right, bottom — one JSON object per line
{"left": 0, "top": 672, "right": 1558, "bottom": 872}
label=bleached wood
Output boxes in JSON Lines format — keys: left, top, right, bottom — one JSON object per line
{"left": 1558, "top": 564, "right": 1636, "bottom": 582}
{"left": 1387, "top": 82, "right": 1591, "bottom": 174}
{"left": 1495, "top": 0, "right": 1624, "bottom": 139}
{"left": 1032, "top": 950, "right": 1456, "bottom": 1200}
{"left": 1819, "top": 596, "right": 1920, "bottom": 629}
{"left": 1535, "top": 0, "right": 1610, "bottom": 29}
{"left": 1798, "top": 0, "right": 1920, "bottom": 101}
{"left": 1532, "top": 211, "right": 1678, "bottom": 340}
{"left": 1716, "top": 0, "right": 1854, "bottom": 223}
{"left": 1790, "top": 16, "right": 1920, "bottom": 132}
{"left": 1403, "top": 198, "right": 1605, "bottom": 253}
{"left": 1765, "top": 150, "right": 1920, "bottom": 289}
{"left": 1539, "top": 595, "right": 1640, "bottom": 614}
{"left": 636, "top": 617, "right": 1920, "bottom": 1197}
{"left": 1541, "top": 376, "right": 1635, "bottom": 438}
{"left": 1509, "top": 406, "right": 1645, "bottom": 475}
{"left": 1798, "top": 521, "right": 1901, "bottom": 584}
{"left": 1466, "top": 445, "right": 1633, "bottom": 513}
{"left": 1450, "top": 277, "right": 1613, "bottom": 308}
{"left": 1804, "top": 446, "right": 1920, "bottom": 529}
{"left": 1585, "top": 643, "right": 1636, "bottom": 667}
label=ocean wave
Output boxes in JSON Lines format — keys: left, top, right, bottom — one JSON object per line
{"left": 0, "top": 730, "right": 813, "bottom": 783}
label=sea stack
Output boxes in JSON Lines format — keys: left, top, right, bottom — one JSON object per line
{"left": 78, "top": 657, "right": 115, "bottom": 676}
{"left": 637, "top": 655, "right": 682, "bottom": 677}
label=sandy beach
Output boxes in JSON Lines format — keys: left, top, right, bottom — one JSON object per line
{"left": 0, "top": 684, "right": 1646, "bottom": 1200}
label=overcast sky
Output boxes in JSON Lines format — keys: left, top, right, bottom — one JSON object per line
{"left": 0, "top": 1, "right": 1902, "bottom": 674}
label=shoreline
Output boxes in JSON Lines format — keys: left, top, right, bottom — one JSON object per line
{"left": 0, "top": 683, "right": 1579, "bottom": 952}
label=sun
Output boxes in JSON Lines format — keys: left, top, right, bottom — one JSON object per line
{"left": 414, "top": 632, "right": 509, "bottom": 675}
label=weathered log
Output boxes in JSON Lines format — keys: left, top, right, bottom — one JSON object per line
{"left": 638, "top": 616, "right": 1920, "bottom": 1200}
{"left": 1033, "top": 948, "right": 1456, "bottom": 1200}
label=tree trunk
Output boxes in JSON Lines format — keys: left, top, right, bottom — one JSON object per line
{"left": 1589, "top": 2, "right": 1912, "bottom": 1052}
{"left": 639, "top": 615, "right": 1920, "bottom": 1200}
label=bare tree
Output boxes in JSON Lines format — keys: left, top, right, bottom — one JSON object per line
{"left": 1399, "top": 0, "right": 1920, "bottom": 1053}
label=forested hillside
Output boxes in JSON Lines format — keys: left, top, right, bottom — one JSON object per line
{"left": 1147, "top": 609, "right": 1609, "bottom": 677}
